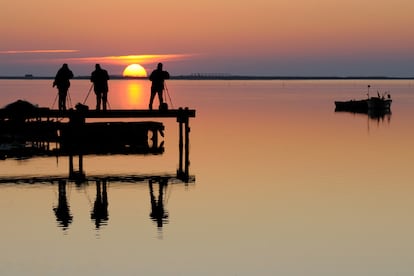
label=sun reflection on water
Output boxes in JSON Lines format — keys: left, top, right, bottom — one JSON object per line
{"left": 127, "top": 83, "right": 142, "bottom": 105}
{"left": 115, "top": 81, "right": 149, "bottom": 109}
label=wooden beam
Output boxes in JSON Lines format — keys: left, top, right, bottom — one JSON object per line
{"left": 0, "top": 108, "right": 195, "bottom": 120}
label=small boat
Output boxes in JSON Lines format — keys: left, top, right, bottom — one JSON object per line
{"left": 367, "top": 95, "right": 392, "bottom": 110}
{"left": 335, "top": 99, "right": 369, "bottom": 111}
{"left": 335, "top": 85, "right": 392, "bottom": 112}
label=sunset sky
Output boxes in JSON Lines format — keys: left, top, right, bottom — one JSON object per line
{"left": 1, "top": 0, "right": 414, "bottom": 77}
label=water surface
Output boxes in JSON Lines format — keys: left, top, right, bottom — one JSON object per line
{"left": 1, "top": 79, "right": 413, "bottom": 275}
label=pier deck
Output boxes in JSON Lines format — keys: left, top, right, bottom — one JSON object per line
{"left": 0, "top": 107, "right": 196, "bottom": 121}
{"left": 0, "top": 106, "right": 196, "bottom": 181}
{"left": 52, "top": 108, "right": 195, "bottom": 120}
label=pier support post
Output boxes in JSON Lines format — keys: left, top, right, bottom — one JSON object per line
{"left": 69, "top": 153, "right": 85, "bottom": 182}
{"left": 177, "top": 108, "right": 190, "bottom": 182}
{"left": 178, "top": 117, "right": 183, "bottom": 173}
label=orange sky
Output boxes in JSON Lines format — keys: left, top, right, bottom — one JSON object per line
{"left": 1, "top": 0, "right": 414, "bottom": 76}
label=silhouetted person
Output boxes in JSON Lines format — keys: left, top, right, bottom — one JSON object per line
{"left": 53, "top": 180, "right": 73, "bottom": 230}
{"left": 90, "top": 64, "right": 110, "bottom": 111}
{"left": 149, "top": 63, "right": 170, "bottom": 110}
{"left": 91, "top": 180, "right": 109, "bottom": 229}
{"left": 53, "top": 64, "right": 74, "bottom": 111}
{"left": 149, "top": 178, "right": 169, "bottom": 228}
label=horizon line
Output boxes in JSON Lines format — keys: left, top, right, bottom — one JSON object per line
{"left": 0, "top": 75, "right": 413, "bottom": 80}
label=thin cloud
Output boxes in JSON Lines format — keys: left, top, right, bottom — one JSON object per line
{"left": 67, "top": 54, "right": 195, "bottom": 65}
{"left": 0, "top": 50, "right": 79, "bottom": 54}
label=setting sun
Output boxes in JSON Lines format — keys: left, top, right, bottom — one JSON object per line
{"left": 122, "top": 64, "right": 147, "bottom": 78}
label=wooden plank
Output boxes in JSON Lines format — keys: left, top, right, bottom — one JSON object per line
{"left": 0, "top": 173, "right": 195, "bottom": 184}
{"left": 0, "top": 108, "right": 195, "bottom": 119}
{"left": 76, "top": 109, "right": 196, "bottom": 119}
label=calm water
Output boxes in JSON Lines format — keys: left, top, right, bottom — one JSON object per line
{"left": 1, "top": 79, "right": 414, "bottom": 275}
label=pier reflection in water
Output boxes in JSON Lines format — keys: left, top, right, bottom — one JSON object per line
{"left": 149, "top": 178, "right": 169, "bottom": 228}
{"left": 53, "top": 180, "right": 73, "bottom": 230}
{"left": 2, "top": 153, "right": 194, "bottom": 233}
{"left": 52, "top": 174, "right": 192, "bottom": 231}
{"left": 0, "top": 112, "right": 195, "bottom": 233}
{"left": 91, "top": 180, "right": 109, "bottom": 229}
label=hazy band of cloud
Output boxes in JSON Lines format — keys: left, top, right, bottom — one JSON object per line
{"left": 0, "top": 50, "right": 79, "bottom": 54}
{"left": 66, "top": 54, "right": 195, "bottom": 65}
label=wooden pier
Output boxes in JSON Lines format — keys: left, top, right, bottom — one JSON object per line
{"left": 0, "top": 105, "right": 195, "bottom": 121}
{"left": 0, "top": 103, "right": 196, "bottom": 181}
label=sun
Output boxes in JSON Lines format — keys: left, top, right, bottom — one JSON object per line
{"left": 123, "top": 64, "right": 148, "bottom": 78}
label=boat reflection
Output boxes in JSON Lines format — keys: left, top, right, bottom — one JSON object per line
{"left": 334, "top": 109, "right": 392, "bottom": 125}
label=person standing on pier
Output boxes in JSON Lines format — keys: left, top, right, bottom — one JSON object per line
{"left": 90, "top": 64, "right": 110, "bottom": 111}
{"left": 149, "top": 63, "right": 170, "bottom": 110}
{"left": 53, "top": 64, "right": 74, "bottom": 111}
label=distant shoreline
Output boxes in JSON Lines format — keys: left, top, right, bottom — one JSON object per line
{"left": 0, "top": 75, "right": 413, "bottom": 80}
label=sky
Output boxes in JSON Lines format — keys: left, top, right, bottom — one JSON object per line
{"left": 1, "top": 0, "right": 414, "bottom": 77}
